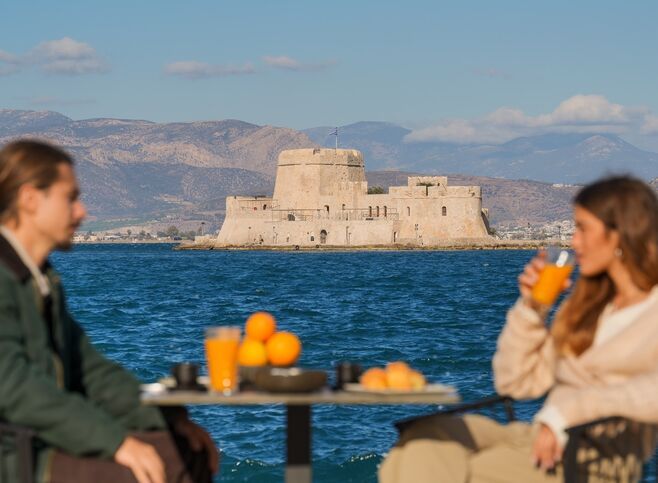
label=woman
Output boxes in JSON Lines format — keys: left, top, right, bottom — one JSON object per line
{"left": 379, "top": 176, "right": 658, "bottom": 483}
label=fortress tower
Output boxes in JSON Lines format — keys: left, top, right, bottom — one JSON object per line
{"left": 273, "top": 149, "right": 366, "bottom": 212}
{"left": 215, "top": 148, "right": 491, "bottom": 247}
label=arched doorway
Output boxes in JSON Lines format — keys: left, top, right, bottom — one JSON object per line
{"left": 320, "top": 230, "right": 328, "bottom": 244}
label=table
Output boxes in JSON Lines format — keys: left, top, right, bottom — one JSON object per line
{"left": 142, "top": 388, "right": 460, "bottom": 483}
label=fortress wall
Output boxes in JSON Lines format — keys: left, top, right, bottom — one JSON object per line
{"left": 390, "top": 194, "right": 488, "bottom": 241}
{"left": 215, "top": 218, "right": 399, "bottom": 247}
{"left": 225, "top": 196, "right": 274, "bottom": 218}
{"left": 407, "top": 176, "right": 448, "bottom": 188}
{"left": 446, "top": 185, "right": 481, "bottom": 197}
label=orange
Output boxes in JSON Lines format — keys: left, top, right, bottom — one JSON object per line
{"left": 409, "top": 370, "right": 426, "bottom": 390}
{"left": 386, "top": 369, "right": 412, "bottom": 390}
{"left": 386, "top": 361, "right": 410, "bottom": 373}
{"left": 245, "top": 311, "right": 277, "bottom": 342}
{"left": 360, "top": 368, "right": 387, "bottom": 389}
{"left": 237, "top": 339, "right": 268, "bottom": 366}
{"left": 265, "top": 331, "right": 301, "bottom": 366}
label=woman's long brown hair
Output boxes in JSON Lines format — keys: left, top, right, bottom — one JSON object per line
{"left": 552, "top": 176, "right": 658, "bottom": 356}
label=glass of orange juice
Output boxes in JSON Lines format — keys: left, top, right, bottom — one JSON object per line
{"left": 531, "top": 247, "right": 575, "bottom": 306}
{"left": 205, "top": 326, "right": 241, "bottom": 394}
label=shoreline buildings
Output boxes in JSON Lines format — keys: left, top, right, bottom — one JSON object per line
{"left": 215, "top": 148, "right": 492, "bottom": 247}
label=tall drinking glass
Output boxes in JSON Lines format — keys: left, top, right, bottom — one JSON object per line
{"left": 205, "top": 326, "right": 241, "bottom": 393}
{"left": 531, "top": 247, "right": 575, "bottom": 307}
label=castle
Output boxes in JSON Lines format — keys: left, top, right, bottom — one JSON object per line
{"left": 214, "top": 148, "right": 492, "bottom": 247}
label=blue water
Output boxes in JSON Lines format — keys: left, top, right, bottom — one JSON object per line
{"left": 52, "top": 245, "right": 541, "bottom": 482}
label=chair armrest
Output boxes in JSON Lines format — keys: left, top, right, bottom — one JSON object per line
{"left": 394, "top": 395, "right": 516, "bottom": 434}
{"left": 562, "top": 416, "right": 629, "bottom": 483}
{"left": 0, "top": 422, "right": 36, "bottom": 483}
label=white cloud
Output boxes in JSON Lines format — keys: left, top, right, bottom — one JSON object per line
{"left": 0, "top": 49, "right": 20, "bottom": 76}
{"left": 164, "top": 61, "right": 256, "bottom": 79}
{"left": 262, "top": 55, "right": 335, "bottom": 72}
{"left": 641, "top": 115, "right": 658, "bottom": 135}
{"left": 28, "top": 37, "right": 108, "bottom": 75}
{"left": 0, "top": 49, "right": 18, "bottom": 63}
{"left": 406, "top": 94, "right": 656, "bottom": 144}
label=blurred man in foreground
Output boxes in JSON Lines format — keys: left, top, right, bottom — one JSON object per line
{"left": 0, "top": 140, "right": 219, "bottom": 483}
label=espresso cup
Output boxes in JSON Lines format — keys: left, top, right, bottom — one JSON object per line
{"left": 171, "top": 362, "right": 200, "bottom": 390}
{"left": 335, "top": 362, "right": 362, "bottom": 389}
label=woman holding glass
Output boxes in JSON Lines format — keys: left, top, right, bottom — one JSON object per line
{"left": 379, "top": 176, "right": 658, "bottom": 483}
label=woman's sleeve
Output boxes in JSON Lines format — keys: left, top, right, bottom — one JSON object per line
{"left": 492, "top": 299, "right": 557, "bottom": 399}
{"left": 552, "top": 368, "right": 658, "bottom": 427}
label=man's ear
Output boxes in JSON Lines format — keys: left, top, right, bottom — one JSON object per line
{"left": 15, "top": 183, "right": 41, "bottom": 217}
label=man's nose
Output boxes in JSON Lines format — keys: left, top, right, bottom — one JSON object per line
{"left": 76, "top": 201, "right": 87, "bottom": 221}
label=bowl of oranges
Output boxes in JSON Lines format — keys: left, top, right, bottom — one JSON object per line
{"left": 237, "top": 311, "right": 326, "bottom": 393}
{"left": 346, "top": 361, "right": 455, "bottom": 394}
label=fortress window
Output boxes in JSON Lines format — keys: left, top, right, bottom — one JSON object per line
{"left": 325, "top": 205, "right": 330, "bottom": 213}
{"left": 342, "top": 204, "right": 346, "bottom": 210}
{"left": 376, "top": 206, "right": 380, "bottom": 217}
{"left": 369, "top": 206, "right": 372, "bottom": 217}
{"left": 442, "top": 206, "right": 447, "bottom": 216}
{"left": 263, "top": 204, "right": 267, "bottom": 210}
{"left": 320, "top": 230, "right": 327, "bottom": 244}
{"left": 407, "top": 207, "right": 411, "bottom": 216}
{"left": 383, "top": 206, "right": 387, "bottom": 217}
{"left": 310, "top": 236, "right": 315, "bottom": 242}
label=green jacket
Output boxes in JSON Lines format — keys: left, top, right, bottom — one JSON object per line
{"left": 0, "top": 235, "right": 167, "bottom": 482}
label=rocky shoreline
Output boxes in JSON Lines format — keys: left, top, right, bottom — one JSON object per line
{"left": 175, "top": 239, "right": 569, "bottom": 251}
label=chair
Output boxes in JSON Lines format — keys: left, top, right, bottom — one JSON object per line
{"left": 0, "top": 422, "right": 35, "bottom": 483}
{"left": 395, "top": 396, "right": 656, "bottom": 483}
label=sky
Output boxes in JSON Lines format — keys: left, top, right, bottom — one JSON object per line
{"left": 2, "top": 0, "right": 658, "bottom": 149}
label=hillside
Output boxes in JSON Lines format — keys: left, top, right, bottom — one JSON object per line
{"left": 2, "top": 109, "right": 655, "bottom": 231}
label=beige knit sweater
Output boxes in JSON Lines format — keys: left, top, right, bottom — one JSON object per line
{"left": 493, "top": 290, "right": 658, "bottom": 456}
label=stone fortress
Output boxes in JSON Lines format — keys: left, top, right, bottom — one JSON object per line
{"left": 214, "top": 148, "right": 492, "bottom": 247}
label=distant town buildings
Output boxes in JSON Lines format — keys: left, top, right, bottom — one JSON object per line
{"left": 496, "top": 219, "right": 575, "bottom": 241}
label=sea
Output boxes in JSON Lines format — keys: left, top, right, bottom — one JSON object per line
{"left": 51, "top": 244, "right": 550, "bottom": 482}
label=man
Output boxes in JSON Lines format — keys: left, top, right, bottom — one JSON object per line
{"left": 0, "top": 140, "right": 219, "bottom": 482}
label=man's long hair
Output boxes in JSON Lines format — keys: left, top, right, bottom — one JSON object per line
{"left": 552, "top": 176, "right": 658, "bottom": 355}
{"left": 0, "top": 140, "right": 73, "bottom": 223}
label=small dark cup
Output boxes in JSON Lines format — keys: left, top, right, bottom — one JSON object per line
{"left": 171, "top": 363, "right": 200, "bottom": 391}
{"left": 335, "top": 362, "right": 362, "bottom": 390}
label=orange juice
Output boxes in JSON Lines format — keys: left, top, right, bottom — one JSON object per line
{"left": 205, "top": 327, "right": 240, "bottom": 393}
{"left": 531, "top": 264, "right": 574, "bottom": 306}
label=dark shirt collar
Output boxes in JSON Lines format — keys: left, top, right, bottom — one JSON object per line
{"left": 0, "top": 232, "right": 50, "bottom": 284}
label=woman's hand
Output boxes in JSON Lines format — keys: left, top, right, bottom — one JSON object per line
{"left": 518, "top": 252, "right": 546, "bottom": 309}
{"left": 518, "top": 251, "right": 571, "bottom": 311}
{"left": 532, "top": 424, "right": 563, "bottom": 472}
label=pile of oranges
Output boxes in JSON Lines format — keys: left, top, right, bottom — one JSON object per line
{"left": 360, "top": 361, "right": 426, "bottom": 391}
{"left": 237, "top": 311, "right": 302, "bottom": 367}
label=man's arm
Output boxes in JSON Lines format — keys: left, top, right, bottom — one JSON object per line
{"left": 0, "top": 282, "right": 126, "bottom": 457}
{"left": 69, "top": 317, "right": 168, "bottom": 431}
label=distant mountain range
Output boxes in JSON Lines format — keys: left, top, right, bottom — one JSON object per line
{"left": 304, "top": 122, "right": 658, "bottom": 183}
{"left": 0, "top": 109, "right": 309, "bottom": 226}
{"left": 1, "top": 109, "right": 656, "bottom": 229}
